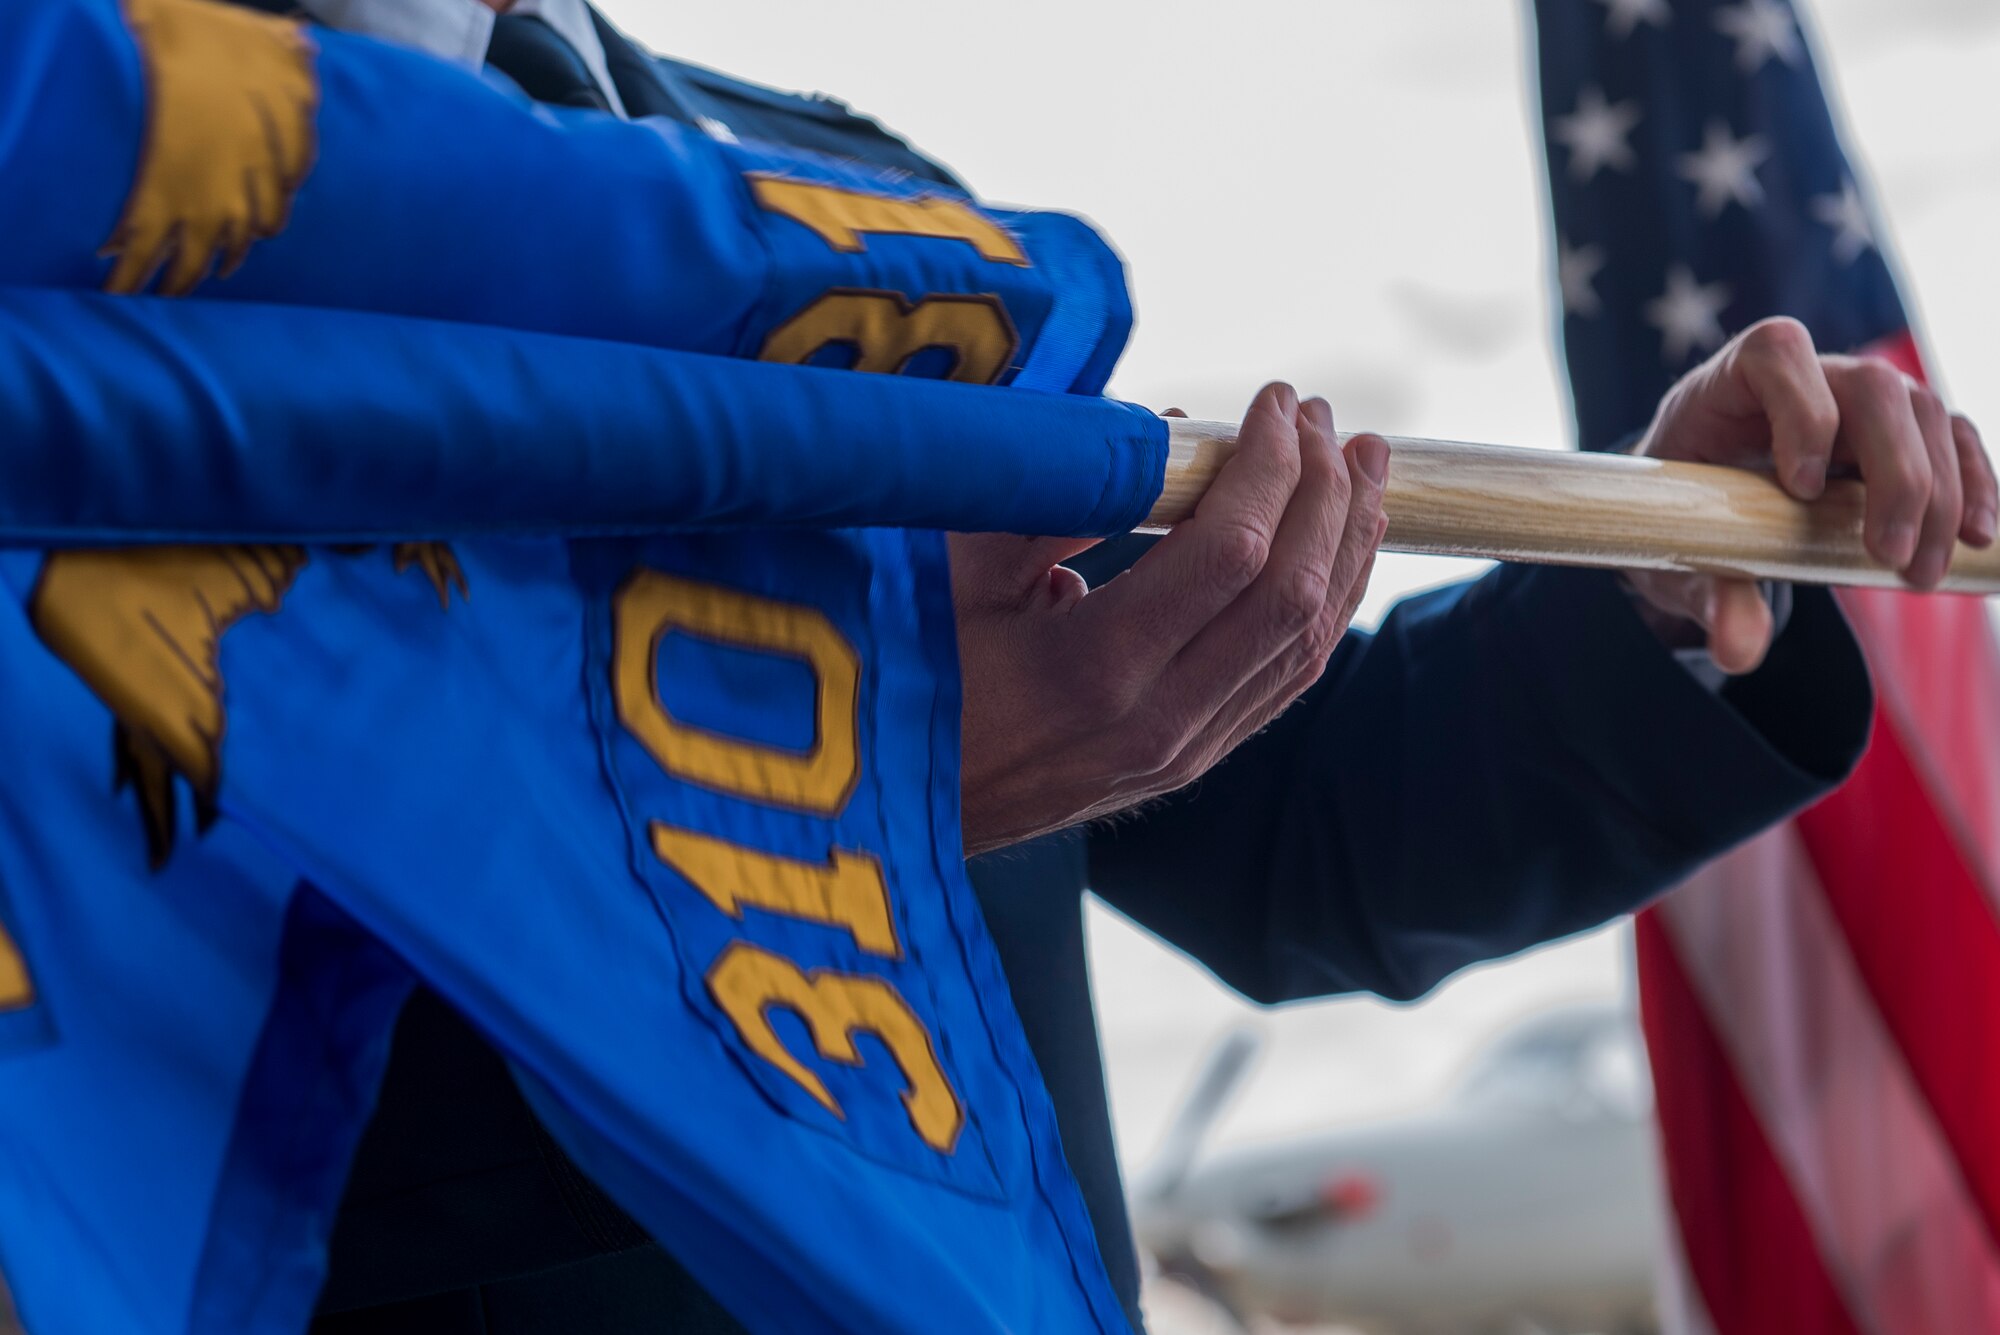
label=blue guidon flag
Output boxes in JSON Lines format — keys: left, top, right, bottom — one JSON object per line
{"left": 1535, "top": 0, "right": 2000, "bottom": 1331}
{"left": 0, "top": 2, "right": 1167, "bottom": 1331}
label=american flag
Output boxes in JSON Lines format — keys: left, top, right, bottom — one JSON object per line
{"left": 1532, "top": 0, "right": 2000, "bottom": 1330}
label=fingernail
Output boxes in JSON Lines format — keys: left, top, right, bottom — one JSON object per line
{"left": 1792, "top": 459, "right": 1827, "bottom": 496}
{"left": 1301, "top": 397, "right": 1335, "bottom": 435}
{"left": 1973, "top": 506, "right": 1997, "bottom": 545}
{"left": 1355, "top": 436, "right": 1389, "bottom": 487}
{"left": 1881, "top": 520, "right": 1917, "bottom": 567}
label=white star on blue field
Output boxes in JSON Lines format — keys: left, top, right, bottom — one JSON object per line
{"left": 1535, "top": 0, "right": 1909, "bottom": 443}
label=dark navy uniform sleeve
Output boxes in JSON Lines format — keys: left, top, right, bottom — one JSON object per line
{"left": 1087, "top": 561, "right": 1872, "bottom": 1004}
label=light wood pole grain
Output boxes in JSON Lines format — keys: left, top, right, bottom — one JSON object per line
{"left": 1145, "top": 417, "right": 2000, "bottom": 595}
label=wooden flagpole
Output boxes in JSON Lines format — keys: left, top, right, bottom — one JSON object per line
{"left": 1146, "top": 418, "right": 2000, "bottom": 595}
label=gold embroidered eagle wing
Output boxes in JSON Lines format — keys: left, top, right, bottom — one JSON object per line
{"left": 30, "top": 546, "right": 306, "bottom": 866}
{"left": 102, "top": 0, "right": 318, "bottom": 296}
{"left": 43, "top": 0, "right": 466, "bottom": 866}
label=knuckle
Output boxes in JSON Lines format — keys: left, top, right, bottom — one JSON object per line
{"left": 1202, "top": 523, "right": 1271, "bottom": 590}
{"left": 1742, "top": 316, "right": 1812, "bottom": 364}
{"left": 1073, "top": 639, "right": 1147, "bottom": 714}
{"left": 1804, "top": 399, "right": 1842, "bottom": 443}
{"left": 1271, "top": 567, "right": 1328, "bottom": 635}
{"left": 1856, "top": 360, "right": 1908, "bottom": 402}
{"left": 1124, "top": 715, "right": 1186, "bottom": 776}
{"left": 1076, "top": 670, "right": 1129, "bottom": 719}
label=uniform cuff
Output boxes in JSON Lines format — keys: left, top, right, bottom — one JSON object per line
{"left": 1477, "top": 565, "right": 1871, "bottom": 857}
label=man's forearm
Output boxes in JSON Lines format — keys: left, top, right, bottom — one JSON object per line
{"left": 1086, "top": 562, "right": 1872, "bottom": 1006}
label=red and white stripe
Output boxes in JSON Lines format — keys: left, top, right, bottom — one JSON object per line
{"left": 1642, "top": 332, "right": 2000, "bottom": 1334}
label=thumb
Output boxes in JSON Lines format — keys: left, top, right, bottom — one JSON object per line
{"left": 1624, "top": 571, "right": 1774, "bottom": 675}
{"left": 1020, "top": 535, "right": 1103, "bottom": 570}
{"left": 948, "top": 532, "right": 1102, "bottom": 609}
{"left": 1022, "top": 536, "right": 1102, "bottom": 612}
{"left": 1702, "top": 578, "right": 1775, "bottom": 675}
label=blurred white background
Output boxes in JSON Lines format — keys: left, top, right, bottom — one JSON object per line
{"left": 600, "top": 0, "right": 1999, "bottom": 1171}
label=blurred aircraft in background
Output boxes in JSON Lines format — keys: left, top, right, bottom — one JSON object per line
{"left": 1131, "top": 1004, "right": 1661, "bottom": 1335}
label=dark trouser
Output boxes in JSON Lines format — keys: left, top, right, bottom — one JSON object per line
{"left": 312, "top": 1245, "right": 743, "bottom": 1335}
{"left": 313, "top": 991, "right": 751, "bottom": 1335}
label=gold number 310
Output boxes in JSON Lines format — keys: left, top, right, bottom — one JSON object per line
{"left": 613, "top": 573, "right": 964, "bottom": 1153}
